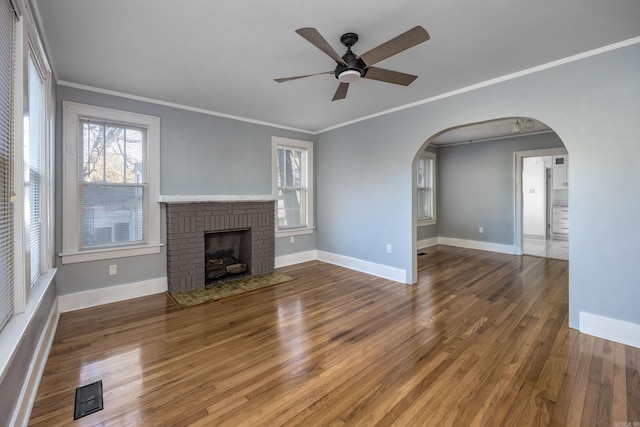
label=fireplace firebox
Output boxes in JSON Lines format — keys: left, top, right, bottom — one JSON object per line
{"left": 205, "top": 228, "right": 251, "bottom": 284}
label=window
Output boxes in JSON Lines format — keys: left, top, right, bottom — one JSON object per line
{"left": 272, "top": 137, "right": 313, "bottom": 235}
{"left": 417, "top": 151, "right": 436, "bottom": 224}
{"left": 0, "top": 0, "right": 16, "bottom": 331}
{"left": 0, "top": 0, "right": 54, "bottom": 333}
{"left": 61, "top": 102, "right": 161, "bottom": 264}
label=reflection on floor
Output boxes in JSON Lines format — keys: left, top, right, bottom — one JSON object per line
{"left": 523, "top": 238, "right": 569, "bottom": 260}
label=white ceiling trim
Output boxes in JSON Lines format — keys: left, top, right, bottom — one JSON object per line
{"left": 317, "top": 36, "right": 640, "bottom": 134}
{"left": 57, "top": 80, "right": 316, "bottom": 135}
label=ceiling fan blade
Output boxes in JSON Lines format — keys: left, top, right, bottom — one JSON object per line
{"left": 274, "top": 71, "right": 333, "bottom": 83}
{"left": 364, "top": 67, "right": 418, "bottom": 86}
{"left": 332, "top": 82, "right": 349, "bottom": 101}
{"left": 296, "top": 27, "right": 346, "bottom": 65}
{"left": 358, "top": 26, "right": 430, "bottom": 67}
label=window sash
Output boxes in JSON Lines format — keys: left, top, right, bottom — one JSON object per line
{"left": 417, "top": 188, "right": 433, "bottom": 220}
{"left": 79, "top": 119, "right": 147, "bottom": 185}
{"left": 79, "top": 182, "right": 148, "bottom": 250}
{"left": 27, "top": 52, "right": 45, "bottom": 284}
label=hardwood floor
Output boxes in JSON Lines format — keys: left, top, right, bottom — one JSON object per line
{"left": 30, "top": 245, "right": 640, "bottom": 426}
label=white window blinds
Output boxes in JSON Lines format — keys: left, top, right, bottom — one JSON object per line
{"left": 0, "top": 0, "right": 16, "bottom": 330}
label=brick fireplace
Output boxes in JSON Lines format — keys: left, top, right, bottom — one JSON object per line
{"left": 164, "top": 201, "right": 275, "bottom": 294}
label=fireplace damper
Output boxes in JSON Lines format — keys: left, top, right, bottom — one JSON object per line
{"left": 205, "top": 228, "right": 251, "bottom": 285}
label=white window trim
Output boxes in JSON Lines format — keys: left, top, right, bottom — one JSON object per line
{"left": 60, "top": 101, "right": 162, "bottom": 264}
{"left": 271, "top": 136, "right": 314, "bottom": 237}
{"left": 417, "top": 151, "right": 437, "bottom": 227}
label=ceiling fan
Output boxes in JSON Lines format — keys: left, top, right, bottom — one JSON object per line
{"left": 274, "top": 26, "right": 430, "bottom": 101}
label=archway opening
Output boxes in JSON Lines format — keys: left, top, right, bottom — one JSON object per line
{"left": 412, "top": 116, "right": 569, "bottom": 282}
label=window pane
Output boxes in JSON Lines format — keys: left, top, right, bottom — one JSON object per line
{"left": 277, "top": 188, "right": 306, "bottom": 229}
{"left": 104, "top": 125, "right": 125, "bottom": 183}
{"left": 81, "top": 122, "right": 105, "bottom": 183}
{"left": 278, "top": 148, "right": 302, "bottom": 188}
{"left": 80, "top": 184, "right": 146, "bottom": 248}
{"left": 417, "top": 157, "right": 431, "bottom": 188}
{"left": 81, "top": 121, "right": 147, "bottom": 185}
{"left": 418, "top": 188, "right": 432, "bottom": 220}
{"left": 125, "top": 128, "right": 144, "bottom": 183}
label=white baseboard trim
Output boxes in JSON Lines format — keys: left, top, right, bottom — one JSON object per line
{"left": 58, "top": 277, "right": 168, "bottom": 313}
{"left": 316, "top": 250, "right": 407, "bottom": 284}
{"left": 13, "top": 299, "right": 60, "bottom": 427}
{"left": 579, "top": 312, "right": 640, "bottom": 349}
{"left": 438, "top": 237, "right": 515, "bottom": 255}
{"left": 417, "top": 237, "right": 439, "bottom": 250}
{"left": 275, "top": 250, "right": 318, "bottom": 268}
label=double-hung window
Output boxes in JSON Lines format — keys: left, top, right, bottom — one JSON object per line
{"left": 417, "top": 151, "right": 436, "bottom": 224}
{"left": 0, "top": 0, "right": 54, "bottom": 333}
{"left": 61, "top": 102, "right": 161, "bottom": 264}
{"left": 272, "top": 137, "right": 313, "bottom": 235}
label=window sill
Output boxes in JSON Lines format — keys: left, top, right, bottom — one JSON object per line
{"left": 59, "top": 243, "right": 163, "bottom": 264}
{"left": 0, "top": 268, "right": 56, "bottom": 377}
{"left": 418, "top": 219, "right": 437, "bottom": 226}
{"left": 276, "top": 227, "right": 315, "bottom": 238}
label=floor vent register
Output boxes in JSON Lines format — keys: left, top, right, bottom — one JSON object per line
{"left": 74, "top": 380, "right": 103, "bottom": 420}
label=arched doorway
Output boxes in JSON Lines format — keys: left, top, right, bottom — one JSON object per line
{"left": 413, "top": 117, "right": 569, "bottom": 278}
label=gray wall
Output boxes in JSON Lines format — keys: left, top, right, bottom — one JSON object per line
{"left": 55, "top": 86, "right": 315, "bottom": 295}
{"left": 316, "top": 43, "right": 640, "bottom": 329}
{"left": 438, "top": 133, "right": 564, "bottom": 244}
{"left": 417, "top": 224, "right": 438, "bottom": 242}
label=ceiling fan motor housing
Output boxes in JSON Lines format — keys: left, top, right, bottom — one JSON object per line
{"left": 335, "top": 32, "right": 367, "bottom": 80}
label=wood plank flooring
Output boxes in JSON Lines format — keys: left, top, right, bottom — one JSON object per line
{"left": 29, "top": 245, "right": 640, "bottom": 426}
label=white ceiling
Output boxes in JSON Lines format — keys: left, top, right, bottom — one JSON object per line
{"left": 34, "top": 0, "right": 640, "bottom": 134}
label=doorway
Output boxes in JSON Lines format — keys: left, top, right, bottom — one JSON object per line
{"left": 516, "top": 149, "right": 569, "bottom": 260}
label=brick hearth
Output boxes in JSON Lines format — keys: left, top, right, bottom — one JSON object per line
{"left": 165, "top": 201, "right": 275, "bottom": 293}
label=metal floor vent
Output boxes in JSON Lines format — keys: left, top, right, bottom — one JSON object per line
{"left": 74, "top": 380, "right": 103, "bottom": 420}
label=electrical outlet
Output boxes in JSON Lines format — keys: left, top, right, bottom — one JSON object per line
{"left": 386, "top": 244, "right": 392, "bottom": 253}
{"left": 109, "top": 264, "right": 117, "bottom": 275}
{"left": 290, "top": 236, "right": 295, "bottom": 244}
{"left": 479, "top": 227, "right": 484, "bottom": 234}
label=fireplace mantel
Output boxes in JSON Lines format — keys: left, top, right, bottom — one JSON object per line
{"left": 158, "top": 195, "right": 278, "bottom": 203}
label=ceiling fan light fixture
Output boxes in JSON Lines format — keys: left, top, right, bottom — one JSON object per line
{"left": 512, "top": 118, "right": 536, "bottom": 134}
{"left": 512, "top": 119, "right": 522, "bottom": 134}
{"left": 338, "top": 69, "right": 361, "bottom": 83}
